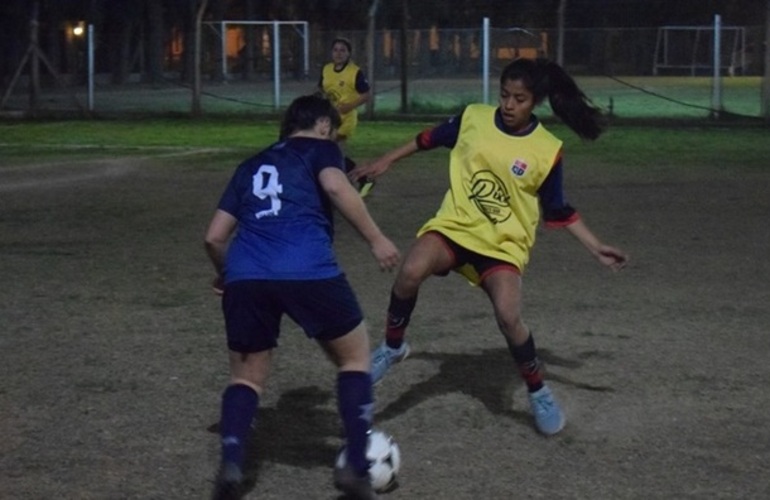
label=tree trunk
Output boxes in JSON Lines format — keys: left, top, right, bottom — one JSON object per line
{"left": 47, "top": 0, "right": 63, "bottom": 79}
{"left": 181, "top": 0, "right": 197, "bottom": 83}
{"left": 762, "top": 0, "right": 770, "bottom": 120}
{"left": 209, "top": 0, "right": 225, "bottom": 82}
{"left": 366, "top": 0, "right": 380, "bottom": 119}
{"left": 556, "top": 0, "right": 566, "bottom": 65}
{"left": 29, "top": 1, "right": 40, "bottom": 111}
{"left": 242, "top": 0, "right": 257, "bottom": 80}
{"left": 399, "top": 0, "right": 408, "bottom": 113}
{"left": 112, "top": 20, "right": 133, "bottom": 84}
{"left": 192, "top": 0, "right": 209, "bottom": 116}
{"left": 144, "top": 0, "right": 164, "bottom": 84}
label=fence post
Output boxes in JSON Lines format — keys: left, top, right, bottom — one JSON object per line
{"left": 711, "top": 14, "right": 722, "bottom": 119}
{"left": 482, "top": 17, "right": 490, "bottom": 105}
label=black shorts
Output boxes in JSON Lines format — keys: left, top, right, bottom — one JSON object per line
{"left": 427, "top": 231, "right": 520, "bottom": 281}
{"left": 221, "top": 275, "right": 364, "bottom": 353}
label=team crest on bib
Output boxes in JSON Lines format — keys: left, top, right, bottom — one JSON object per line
{"left": 510, "top": 159, "right": 528, "bottom": 177}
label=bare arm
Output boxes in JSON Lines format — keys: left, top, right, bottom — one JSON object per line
{"left": 348, "top": 138, "right": 420, "bottom": 182}
{"left": 564, "top": 218, "right": 629, "bottom": 272}
{"left": 319, "top": 167, "right": 400, "bottom": 271}
{"left": 204, "top": 209, "right": 238, "bottom": 293}
{"left": 338, "top": 90, "right": 371, "bottom": 115}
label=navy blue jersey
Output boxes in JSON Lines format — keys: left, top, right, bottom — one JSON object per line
{"left": 217, "top": 137, "right": 345, "bottom": 282}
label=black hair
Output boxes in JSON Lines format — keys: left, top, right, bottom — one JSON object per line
{"left": 279, "top": 94, "right": 342, "bottom": 140}
{"left": 500, "top": 58, "right": 605, "bottom": 140}
{"left": 331, "top": 37, "right": 352, "bottom": 54}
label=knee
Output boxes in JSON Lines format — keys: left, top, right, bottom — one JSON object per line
{"left": 395, "top": 260, "right": 428, "bottom": 293}
{"left": 336, "top": 348, "right": 370, "bottom": 373}
{"left": 495, "top": 311, "right": 526, "bottom": 338}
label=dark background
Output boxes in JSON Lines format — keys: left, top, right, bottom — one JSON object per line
{"left": 0, "top": 0, "right": 766, "bottom": 85}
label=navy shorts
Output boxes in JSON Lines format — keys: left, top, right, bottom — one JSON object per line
{"left": 221, "top": 275, "right": 364, "bottom": 353}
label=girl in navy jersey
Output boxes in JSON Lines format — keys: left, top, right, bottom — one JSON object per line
{"left": 350, "top": 58, "right": 628, "bottom": 436}
{"left": 205, "top": 94, "right": 399, "bottom": 500}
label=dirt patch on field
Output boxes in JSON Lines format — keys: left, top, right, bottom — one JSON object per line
{"left": 1, "top": 152, "right": 769, "bottom": 499}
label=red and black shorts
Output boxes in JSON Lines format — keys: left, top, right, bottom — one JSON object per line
{"left": 426, "top": 231, "right": 520, "bottom": 282}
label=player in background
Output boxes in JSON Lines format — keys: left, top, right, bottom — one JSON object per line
{"left": 205, "top": 94, "right": 399, "bottom": 500}
{"left": 318, "top": 37, "right": 376, "bottom": 197}
{"left": 349, "top": 58, "right": 629, "bottom": 436}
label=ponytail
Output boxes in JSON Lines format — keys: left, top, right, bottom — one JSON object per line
{"left": 500, "top": 58, "right": 605, "bottom": 140}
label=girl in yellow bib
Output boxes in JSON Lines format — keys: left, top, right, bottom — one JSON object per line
{"left": 319, "top": 38, "right": 374, "bottom": 196}
{"left": 351, "top": 58, "right": 629, "bottom": 436}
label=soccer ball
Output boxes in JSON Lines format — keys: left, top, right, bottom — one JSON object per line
{"left": 335, "top": 428, "right": 401, "bottom": 492}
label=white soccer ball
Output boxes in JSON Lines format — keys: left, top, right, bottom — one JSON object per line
{"left": 335, "top": 428, "right": 401, "bottom": 492}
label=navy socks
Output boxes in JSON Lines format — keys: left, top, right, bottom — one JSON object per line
{"left": 337, "top": 371, "right": 374, "bottom": 476}
{"left": 219, "top": 383, "right": 259, "bottom": 466}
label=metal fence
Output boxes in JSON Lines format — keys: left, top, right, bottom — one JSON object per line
{"left": 1, "top": 25, "right": 766, "bottom": 118}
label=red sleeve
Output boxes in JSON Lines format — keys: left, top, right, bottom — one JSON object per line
{"left": 415, "top": 115, "right": 462, "bottom": 150}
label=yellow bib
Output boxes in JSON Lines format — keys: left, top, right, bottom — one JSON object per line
{"left": 417, "top": 104, "right": 562, "bottom": 282}
{"left": 321, "top": 62, "right": 362, "bottom": 138}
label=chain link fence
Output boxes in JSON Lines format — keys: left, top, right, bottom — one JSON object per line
{"left": 1, "top": 25, "right": 766, "bottom": 119}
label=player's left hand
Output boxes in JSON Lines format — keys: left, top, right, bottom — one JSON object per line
{"left": 597, "top": 245, "right": 629, "bottom": 272}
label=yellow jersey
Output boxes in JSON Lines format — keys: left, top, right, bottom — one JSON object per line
{"left": 417, "top": 104, "right": 563, "bottom": 282}
{"left": 321, "top": 62, "right": 364, "bottom": 138}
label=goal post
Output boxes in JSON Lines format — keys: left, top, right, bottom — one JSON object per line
{"left": 652, "top": 23, "right": 746, "bottom": 76}
{"left": 204, "top": 20, "right": 309, "bottom": 109}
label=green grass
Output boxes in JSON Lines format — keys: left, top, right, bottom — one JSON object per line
{"left": 371, "top": 76, "right": 764, "bottom": 119}
{"left": 559, "top": 124, "right": 770, "bottom": 170}
{"left": 0, "top": 119, "right": 280, "bottom": 149}
{"left": 1, "top": 75, "right": 763, "bottom": 119}
{"left": 2, "top": 118, "right": 768, "bottom": 173}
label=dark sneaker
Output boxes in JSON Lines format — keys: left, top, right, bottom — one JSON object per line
{"left": 211, "top": 462, "right": 243, "bottom": 500}
{"left": 371, "top": 341, "right": 410, "bottom": 385}
{"left": 334, "top": 464, "right": 379, "bottom": 500}
{"left": 528, "top": 385, "right": 566, "bottom": 436}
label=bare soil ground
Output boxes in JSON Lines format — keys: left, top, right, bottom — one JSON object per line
{"left": 1, "top": 147, "right": 769, "bottom": 499}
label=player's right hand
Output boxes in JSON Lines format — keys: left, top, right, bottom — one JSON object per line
{"left": 211, "top": 275, "right": 225, "bottom": 295}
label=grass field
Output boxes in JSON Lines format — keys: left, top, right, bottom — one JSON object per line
{"left": 1, "top": 75, "right": 765, "bottom": 120}
{"left": 1, "top": 119, "right": 770, "bottom": 499}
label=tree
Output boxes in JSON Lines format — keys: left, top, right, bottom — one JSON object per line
{"left": 144, "top": 0, "right": 165, "bottom": 84}
{"left": 107, "top": 0, "right": 143, "bottom": 84}
{"left": 762, "top": 0, "right": 770, "bottom": 122}
{"left": 365, "top": 0, "right": 380, "bottom": 118}
{"left": 241, "top": 0, "right": 259, "bottom": 81}
{"left": 556, "top": 0, "right": 566, "bottom": 65}
{"left": 192, "top": 0, "right": 208, "bottom": 115}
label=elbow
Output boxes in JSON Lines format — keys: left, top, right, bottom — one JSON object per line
{"left": 204, "top": 233, "right": 228, "bottom": 252}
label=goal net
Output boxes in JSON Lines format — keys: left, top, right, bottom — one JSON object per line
{"left": 653, "top": 25, "right": 747, "bottom": 76}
